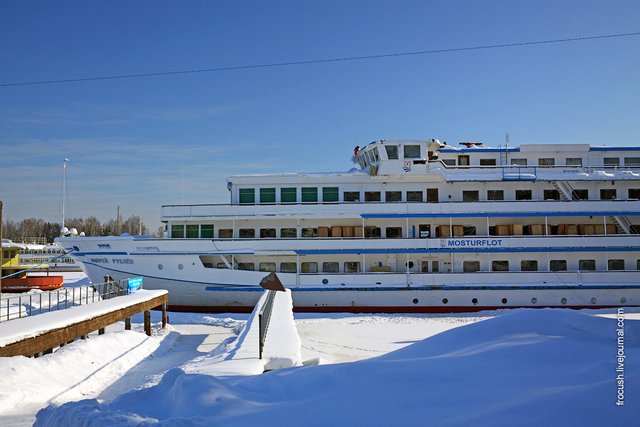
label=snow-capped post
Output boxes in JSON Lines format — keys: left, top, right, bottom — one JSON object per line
{"left": 258, "top": 272, "right": 285, "bottom": 359}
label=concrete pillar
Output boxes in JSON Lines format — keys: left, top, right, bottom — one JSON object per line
{"left": 125, "top": 317, "right": 131, "bottom": 330}
{"left": 144, "top": 310, "right": 151, "bottom": 336}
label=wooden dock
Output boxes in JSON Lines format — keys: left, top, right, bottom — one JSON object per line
{"left": 0, "top": 289, "right": 168, "bottom": 358}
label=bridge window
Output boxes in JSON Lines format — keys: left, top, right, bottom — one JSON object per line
{"left": 281, "top": 187, "right": 297, "bottom": 203}
{"left": 521, "top": 260, "right": 538, "bottom": 271}
{"left": 239, "top": 188, "right": 255, "bottom": 204}
{"left": 171, "top": 225, "right": 185, "bottom": 238}
{"left": 200, "top": 224, "right": 214, "bottom": 238}
{"left": 511, "top": 158, "right": 527, "bottom": 166}
{"left": 480, "top": 159, "right": 496, "bottom": 166}
{"left": 566, "top": 157, "right": 582, "bottom": 167}
{"left": 543, "top": 190, "right": 560, "bottom": 200}
{"left": 579, "top": 259, "right": 596, "bottom": 271}
{"left": 538, "top": 158, "right": 555, "bottom": 167}
{"left": 386, "top": 227, "right": 402, "bottom": 238}
{"left": 385, "top": 145, "right": 399, "bottom": 159}
{"left": 463, "top": 191, "right": 479, "bottom": 202}
{"left": 441, "top": 159, "right": 455, "bottom": 166}
{"left": 628, "top": 189, "right": 640, "bottom": 199}
{"left": 322, "top": 187, "right": 339, "bottom": 202}
{"left": 238, "top": 263, "right": 255, "bottom": 271}
{"left": 404, "top": 145, "right": 421, "bottom": 159}
{"left": 301, "top": 227, "right": 318, "bottom": 238}
{"left": 186, "top": 225, "right": 199, "bottom": 238}
{"left": 219, "top": 229, "right": 233, "bottom": 238}
{"left": 302, "top": 187, "right": 318, "bottom": 203}
{"left": 572, "top": 189, "right": 588, "bottom": 200}
{"left": 624, "top": 157, "right": 640, "bottom": 167}
{"left": 365, "top": 226, "right": 381, "bottom": 238}
{"left": 260, "top": 188, "right": 276, "bottom": 204}
{"left": 260, "top": 228, "right": 276, "bottom": 238}
{"left": 407, "top": 191, "right": 423, "bottom": 202}
{"left": 344, "top": 261, "right": 361, "bottom": 273}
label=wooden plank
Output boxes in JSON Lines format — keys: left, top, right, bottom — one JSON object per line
{"left": 0, "top": 293, "right": 168, "bottom": 357}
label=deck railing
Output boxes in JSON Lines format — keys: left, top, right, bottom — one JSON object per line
{"left": 0, "top": 280, "right": 129, "bottom": 323}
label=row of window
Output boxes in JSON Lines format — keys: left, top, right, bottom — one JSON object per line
{"left": 453, "top": 156, "right": 640, "bottom": 168}
{"left": 209, "top": 258, "right": 637, "bottom": 273}
{"left": 238, "top": 186, "right": 640, "bottom": 204}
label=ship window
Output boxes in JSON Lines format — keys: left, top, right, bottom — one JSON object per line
{"left": 566, "top": 157, "right": 582, "bottom": 167}
{"left": 628, "top": 189, "right": 640, "bottom": 199}
{"left": 600, "top": 189, "right": 617, "bottom": 200}
{"left": 219, "top": 229, "right": 233, "bottom": 238}
{"left": 511, "top": 158, "right": 527, "bottom": 166}
{"left": 407, "top": 191, "right": 423, "bottom": 202}
{"left": 239, "top": 188, "right": 255, "bottom": 204}
{"left": 385, "top": 191, "right": 402, "bottom": 202}
{"left": 604, "top": 157, "right": 620, "bottom": 167}
{"left": 572, "top": 189, "right": 588, "bottom": 200}
{"left": 608, "top": 259, "right": 625, "bottom": 270}
{"left": 344, "top": 191, "right": 360, "bottom": 202}
{"left": 301, "top": 227, "right": 318, "bottom": 238}
{"left": 441, "top": 159, "right": 455, "bottom": 166}
{"left": 200, "top": 224, "right": 214, "bottom": 238}
{"left": 217, "top": 263, "right": 228, "bottom": 269}
{"left": 432, "top": 260, "right": 439, "bottom": 272}
{"left": 238, "top": 263, "right": 255, "bottom": 271}
{"left": 385, "top": 145, "right": 399, "bottom": 160}
{"left": 543, "top": 189, "right": 560, "bottom": 200}
{"left": 364, "top": 226, "right": 381, "bottom": 238}
{"left": 463, "top": 226, "right": 477, "bottom": 236}
{"left": 521, "top": 260, "right": 538, "bottom": 271}
{"left": 323, "top": 262, "right": 339, "bottom": 273}
{"left": 302, "top": 187, "right": 318, "bottom": 203}
{"left": 239, "top": 228, "right": 255, "bottom": 238}
{"left": 260, "top": 188, "right": 276, "bottom": 204}
{"left": 515, "top": 190, "right": 532, "bottom": 200}
{"left": 404, "top": 145, "right": 421, "bottom": 159}
{"left": 260, "top": 228, "right": 276, "bottom": 238}
{"left": 301, "top": 262, "right": 318, "bottom": 273}
{"left": 463, "top": 261, "right": 480, "bottom": 272}
{"left": 280, "top": 228, "right": 297, "bottom": 238}
{"left": 538, "top": 158, "right": 555, "bottom": 167}
{"left": 372, "top": 147, "right": 380, "bottom": 162}
{"left": 579, "top": 259, "right": 596, "bottom": 271}
{"left": 463, "top": 191, "right": 479, "bottom": 202}
{"left": 550, "top": 260, "right": 567, "bottom": 271}
{"left": 637, "top": 259, "right": 640, "bottom": 270}
{"left": 171, "top": 225, "right": 185, "bottom": 238}
{"left": 624, "top": 157, "right": 640, "bottom": 167}
{"left": 487, "top": 190, "right": 504, "bottom": 201}
{"left": 386, "top": 227, "right": 402, "bottom": 238}
{"left": 281, "top": 187, "right": 297, "bottom": 203}
{"left": 259, "top": 262, "right": 276, "bottom": 272}
{"left": 281, "top": 262, "right": 297, "bottom": 273}
{"left": 480, "top": 159, "right": 496, "bottom": 166}
{"left": 365, "top": 191, "right": 381, "bottom": 202}
{"left": 421, "top": 261, "right": 429, "bottom": 272}
{"left": 186, "top": 225, "right": 199, "bottom": 238}
{"left": 344, "top": 261, "right": 361, "bottom": 273}
{"left": 323, "top": 187, "right": 339, "bottom": 203}
{"left": 492, "top": 260, "right": 509, "bottom": 271}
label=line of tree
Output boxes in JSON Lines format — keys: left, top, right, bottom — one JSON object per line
{"left": 1, "top": 215, "right": 158, "bottom": 243}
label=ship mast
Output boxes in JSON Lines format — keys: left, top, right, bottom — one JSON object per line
{"left": 61, "top": 158, "right": 69, "bottom": 234}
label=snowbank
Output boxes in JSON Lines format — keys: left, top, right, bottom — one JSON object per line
{"left": 35, "top": 309, "right": 638, "bottom": 426}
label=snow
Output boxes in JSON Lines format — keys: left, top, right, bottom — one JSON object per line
{"left": 0, "top": 287, "right": 637, "bottom": 426}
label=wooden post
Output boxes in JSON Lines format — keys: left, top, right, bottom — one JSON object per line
{"left": 98, "top": 328, "right": 105, "bottom": 335}
{"left": 125, "top": 317, "right": 131, "bottom": 330}
{"left": 161, "top": 303, "right": 167, "bottom": 328}
{"left": 144, "top": 310, "right": 151, "bottom": 336}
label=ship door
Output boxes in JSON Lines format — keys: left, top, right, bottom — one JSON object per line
{"left": 418, "top": 224, "right": 430, "bottom": 238}
{"left": 458, "top": 155, "right": 470, "bottom": 166}
{"left": 427, "top": 188, "right": 439, "bottom": 203}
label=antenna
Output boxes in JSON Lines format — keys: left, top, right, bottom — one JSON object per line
{"left": 61, "top": 159, "right": 69, "bottom": 229}
{"left": 504, "top": 133, "right": 510, "bottom": 164}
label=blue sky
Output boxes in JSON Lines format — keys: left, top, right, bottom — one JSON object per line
{"left": 1, "top": 1, "right": 639, "bottom": 231}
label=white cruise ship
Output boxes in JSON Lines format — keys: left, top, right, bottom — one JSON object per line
{"left": 56, "top": 139, "right": 640, "bottom": 313}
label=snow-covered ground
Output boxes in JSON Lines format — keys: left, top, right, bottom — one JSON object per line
{"left": 0, "top": 301, "right": 637, "bottom": 426}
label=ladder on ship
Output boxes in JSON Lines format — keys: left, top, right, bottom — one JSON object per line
{"left": 609, "top": 215, "right": 634, "bottom": 234}
{"left": 552, "top": 181, "right": 576, "bottom": 201}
